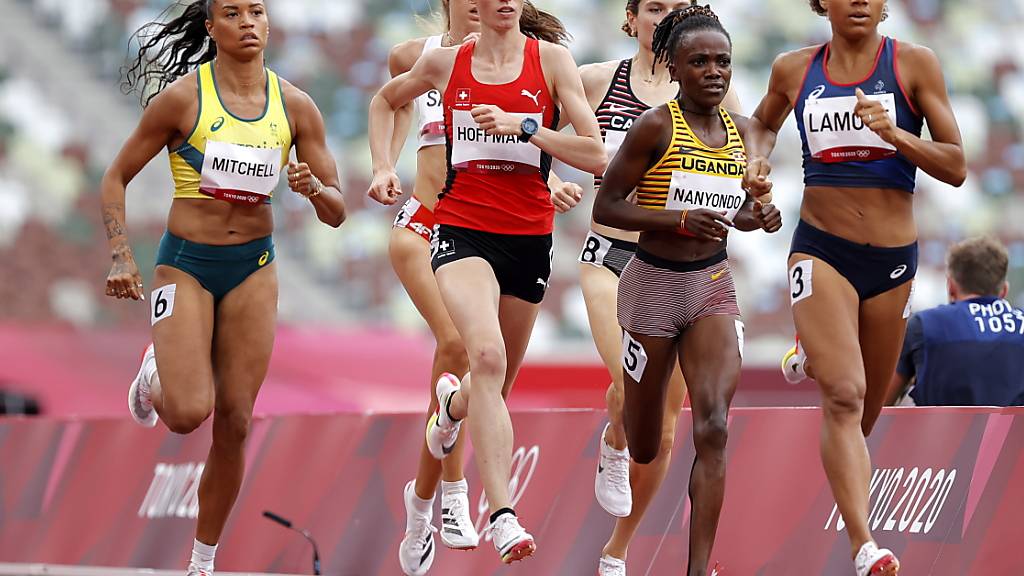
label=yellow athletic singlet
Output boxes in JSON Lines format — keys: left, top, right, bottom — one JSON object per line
{"left": 635, "top": 99, "right": 747, "bottom": 225}
{"left": 169, "top": 61, "right": 292, "bottom": 204}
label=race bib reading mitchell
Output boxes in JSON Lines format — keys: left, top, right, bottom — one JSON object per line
{"left": 200, "top": 140, "right": 282, "bottom": 204}
{"left": 450, "top": 109, "right": 543, "bottom": 175}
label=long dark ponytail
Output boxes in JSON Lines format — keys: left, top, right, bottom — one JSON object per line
{"left": 520, "top": 0, "right": 571, "bottom": 46}
{"left": 122, "top": 0, "right": 217, "bottom": 108}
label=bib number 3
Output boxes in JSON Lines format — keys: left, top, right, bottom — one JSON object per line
{"left": 789, "top": 260, "right": 813, "bottom": 306}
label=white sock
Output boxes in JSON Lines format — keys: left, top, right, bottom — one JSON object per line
{"left": 410, "top": 491, "right": 434, "bottom": 516}
{"left": 190, "top": 539, "right": 217, "bottom": 570}
{"left": 441, "top": 479, "right": 468, "bottom": 497}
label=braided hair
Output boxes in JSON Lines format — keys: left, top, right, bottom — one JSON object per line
{"left": 651, "top": 3, "right": 730, "bottom": 73}
{"left": 123, "top": 0, "right": 218, "bottom": 108}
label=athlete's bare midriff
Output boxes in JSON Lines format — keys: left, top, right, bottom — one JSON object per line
{"left": 167, "top": 198, "right": 273, "bottom": 245}
{"left": 801, "top": 186, "right": 917, "bottom": 247}
{"left": 412, "top": 145, "right": 447, "bottom": 212}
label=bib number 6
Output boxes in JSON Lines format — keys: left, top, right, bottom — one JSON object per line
{"left": 151, "top": 284, "right": 177, "bottom": 326}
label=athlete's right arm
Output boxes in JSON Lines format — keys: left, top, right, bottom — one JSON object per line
{"left": 100, "top": 82, "right": 191, "bottom": 301}
{"left": 387, "top": 39, "right": 424, "bottom": 166}
{"left": 742, "top": 51, "right": 802, "bottom": 198}
{"left": 367, "top": 47, "right": 452, "bottom": 205}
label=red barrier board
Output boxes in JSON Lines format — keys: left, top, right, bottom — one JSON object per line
{"left": 2, "top": 408, "right": 1023, "bottom": 574}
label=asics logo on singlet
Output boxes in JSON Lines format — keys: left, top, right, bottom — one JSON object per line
{"left": 808, "top": 85, "right": 826, "bottom": 101}
{"left": 210, "top": 117, "right": 225, "bottom": 132}
{"left": 258, "top": 251, "right": 270, "bottom": 266}
{"left": 890, "top": 264, "right": 908, "bottom": 279}
{"left": 521, "top": 89, "right": 542, "bottom": 107}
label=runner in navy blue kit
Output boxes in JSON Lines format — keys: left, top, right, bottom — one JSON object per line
{"left": 743, "top": 0, "right": 966, "bottom": 573}
{"left": 888, "top": 236, "right": 1024, "bottom": 407}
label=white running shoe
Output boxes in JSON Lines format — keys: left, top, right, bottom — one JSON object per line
{"left": 781, "top": 340, "right": 807, "bottom": 384}
{"left": 425, "top": 373, "right": 462, "bottom": 460}
{"left": 128, "top": 344, "right": 158, "bottom": 428}
{"left": 598, "top": 554, "right": 626, "bottom": 576}
{"left": 595, "top": 423, "right": 632, "bottom": 518}
{"left": 440, "top": 484, "right": 479, "bottom": 550}
{"left": 399, "top": 481, "right": 437, "bottom": 576}
{"left": 185, "top": 564, "right": 212, "bottom": 576}
{"left": 855, "top": 541, "right": 900, "bottom": 576}
{"left": 491, "top": 513, "right": 535, "bottom": 564}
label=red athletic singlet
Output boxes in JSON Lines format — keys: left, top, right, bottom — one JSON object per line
{"left": 436, "top": 38, "right": 558, "bottom": 235}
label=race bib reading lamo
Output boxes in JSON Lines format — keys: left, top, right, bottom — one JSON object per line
{"left": 199, "top": 140, "right": 282, "bottom": 204}
{"left": 450, "top": 110, "right": 543, "bottom": 174}
{"left": 803, "top": 92, "right": 897, "bottom": 163}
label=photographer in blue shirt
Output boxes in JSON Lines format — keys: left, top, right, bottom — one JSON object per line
{"left": 889, "top": 237, "right": 1024, "bottom": 406}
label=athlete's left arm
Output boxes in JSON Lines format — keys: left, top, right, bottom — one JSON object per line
{"left": 471, "top": 44, "right": 607, "bottom": 175}
{"left": 284, "top": 84, "right": 347, "bottom": 227}
{"left": 733, "top": 118, "right": 782, "bottom": 234}
{"left": 855, "top": 43, "right": 966, "bottom": 187}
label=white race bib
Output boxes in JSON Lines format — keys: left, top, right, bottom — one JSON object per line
{"left": 450, "top": 109, "right": 542, "bottom": 174}
{"left": 604, "top": 129, "right": 627, "bottom": 165}
{"left": 803, "top": 93, "right": 897, "bottom": 162}
{"left": 200, "top": 140, "right": 282, "bottom": 204}
{"left": 666, "top": 171, "right": 746, "bottom": 222}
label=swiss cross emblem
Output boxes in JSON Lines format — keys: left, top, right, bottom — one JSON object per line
{"left": 457, "top": 88, "right": 471, "bottom": 103}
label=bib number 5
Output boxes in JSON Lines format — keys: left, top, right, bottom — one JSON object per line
{"left": 622, "top": 332, "right": 649, "bottom": 382}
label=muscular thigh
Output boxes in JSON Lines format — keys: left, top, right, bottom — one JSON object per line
{"left": 788, "top": 254, "right": 864, "bottom": 387}
{"left": 435, "top": 257, "right": 503, "bottom": 353}
{"left": 151, "top": 265, "right": 216, "bottom": 410}
{"left": 390, "top": 227, "right": 459, "bottom": 341}
{"left": 859, "top": 281, "right": 914, "bottom": 427}
{"left": 212, "top": 263, "right": 278, "bottom": 407}
{"left": 678, "top": 315, "right": 741, "bottom": 414}
{"left": 579, "top": 263, "right": 624, "bottom": 378}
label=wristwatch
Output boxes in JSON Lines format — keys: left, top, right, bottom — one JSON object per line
{"left": 518, "top": 117, "right": 539, "bottom": 143}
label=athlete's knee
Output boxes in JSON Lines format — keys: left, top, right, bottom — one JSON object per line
{"left": 821, "top": 379, "right": 866, "bottom": 419}
{"left": 162, "top": 401, "right": 212, "bottom": 435}
{"left": 467, "top": 341, "right": 506, "bottom": 379}
{"left": 213, "top": 402, "right": 255, "bottom": 446}
{"left": 692, "top": 409, "right": 728, "bottom": 456}
{"left": 436, "top": 335, "right": 469, "bottom": 373}
{"left": 627, "top": 426, "right": 661, "bottom": 465}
